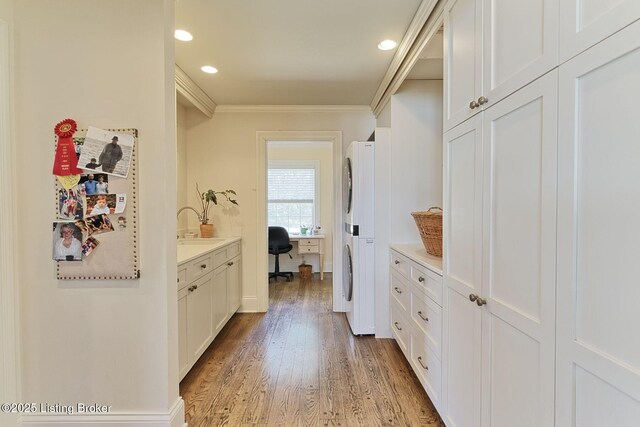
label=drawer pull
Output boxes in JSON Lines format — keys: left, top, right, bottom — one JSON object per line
{"left": 188, "top": 285, "right": 195, "bottom": 292}
{"left": 227, "top": 261, "right": 234, "bottom": 266}
{"left": 417, "top": 311, "right": 429, "bottom": 322}
{"left": 200, "top": 264, "right": 207, "bottom": 269}
{"left": 417, "top": 356, "right": 429, "bottom": 371}
{"left": 476, "top": 297, "right": 487, "bottom": 307}
{"left": 394, "top": 260, "right": 400, "bottom": 265}
{"left": 469, "top": 294, "right": 478, "bottom": 302}
{"left": 177, "top": 278, "right": 180, "bottom": 283}
{"left": 394, "top": 322, "right": 402, "bottom": 331}
{"left": 418, "top": 276, "right": 425, "bottom": 283}
{"left": 394, "top": 287, "right": 402, "bottom": 294}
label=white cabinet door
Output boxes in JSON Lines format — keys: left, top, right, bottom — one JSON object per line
{"left": 178, "top": 287, "right": 189, "bottom": 380}
{"left": 228, "top": 256, "right": 241, "bottom": 314}
{"left": 444, "top": 0, "right": 482, "bottom": 131}
{"left": 480, "top": 71, "right": 558, "bottom": 427}
{"left": 186, "top": 272, "right": 214, "bottom": 363}
{"left": 443, "top": 115, "right": 483, "bottom": 427}
{"left": 482, "top": 0, "right": 558, "bottom": 107}
{"left": 212, "top": 264, "right": 229, "bottom": 334}
{"left": 559, "top": 0, "right": 640, "bottom": 62}
{"left": 557, "top": 20, "right": 640, "bottom": 427}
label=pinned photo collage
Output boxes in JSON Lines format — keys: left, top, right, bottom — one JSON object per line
{"left": 54, "top": 127, "right": 132, "bottom": 262}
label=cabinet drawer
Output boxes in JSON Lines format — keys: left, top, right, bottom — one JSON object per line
{"left": 410, "top": 263, "right": 443, "bottom": 306}
{"left": 410, "top": 331, "right": 442, "bottom": 406}
{"left": 390, "top": 251, "right": 410, "bottom": 277}
{"left": 186, "top": 253, "right": 213, "bottom": 283}
{"left": 227, "top": 242, "right": 240, "bottom": 259}
{"left": 391, "top": 302, "right": 410, "bottom": 355}
{"left": 298, "top": 239, "right": 317, "bottom": 246}
{"left": 410, "top": 286, "right": 442, "bottom": 359}
{"left": 390, "top": 271, "right": 410, "bottom": 312}
{"left": 177, "top": 267, "right": 187, "bottom": 291}
{"left": 298, "top": 244, "right": 319, "bottom": 254}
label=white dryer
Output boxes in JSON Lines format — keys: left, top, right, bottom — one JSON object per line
{"left": 342, "top": 141, "right": 375, "bottom": 335}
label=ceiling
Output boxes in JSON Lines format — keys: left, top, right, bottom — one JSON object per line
{"left": 175, "top": 0, "right": 423, "bottom": 106}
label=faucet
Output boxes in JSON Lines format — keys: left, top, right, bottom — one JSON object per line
{"left": 177, "top": 206, "right": 203, "bottom": 223}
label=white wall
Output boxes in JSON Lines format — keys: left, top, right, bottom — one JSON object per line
{"left": 185, "top": 110, "right": 374, "bottom": 311}
{"left": 391, "top": 80, "right": 443, "bottom": 242}
{"left": 177, "top": 104, "right": 189, "bottom": 235}
{"left": 267, "top": 141, "right": 334, "bottom": 274}
{"left": 13, "top": 1, "right": 182, "bottom": 425}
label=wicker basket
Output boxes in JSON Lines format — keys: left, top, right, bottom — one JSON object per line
{"left": 298, "top": 263, "right": 312, "bottom": 280}
{"left": 411, "top": 207, "right": 443, "bottom": 257}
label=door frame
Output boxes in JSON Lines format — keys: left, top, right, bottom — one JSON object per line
{"left": 0, "top": 18, "right": 19, "bottom": 421}
{"left": 256, "top": 131, "right": 344, "bottom": 312}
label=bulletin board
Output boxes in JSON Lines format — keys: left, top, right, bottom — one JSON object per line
{"left": 55, "top": 128, "right": 139, "bottom": 280}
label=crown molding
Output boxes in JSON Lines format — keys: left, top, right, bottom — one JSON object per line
{"left": 370, "top": 0, "right": 443, "bottom": 116}
{"left": 215, "top": 105, "right": 372, "bottom": 114}
{"left": 175, "top": 65, "right": 216, "bottom": 118}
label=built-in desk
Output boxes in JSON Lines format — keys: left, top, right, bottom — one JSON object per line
{"left": 289, "top": 234, "right": 325, "bottom": 280}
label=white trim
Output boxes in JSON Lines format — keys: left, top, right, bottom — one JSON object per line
{"left": 256, "top": 131, "right": 344, "bottom": 312}
{"left": 371, "top": 0, "right": 446, "bottom": 117}
{"left": 239, "top": 296, "right": 259, "bottom": 312}
{"left": 369, "top": 0, "right": 440, "bottom": 113}
{"left": 20, "top": 398, "right": 185, "bottom": 427}
{"left": 0, "top": 18, "right": 19, "bottom": 427}
{"left": 217, "top": 105, "right": 371, "bottom": 114}
{"left": 175, "top": 65, "right": 216, "bottom": 118}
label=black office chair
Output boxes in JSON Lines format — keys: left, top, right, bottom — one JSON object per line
{"left": 268, "top": 226, "right": 294, "bottom": 282}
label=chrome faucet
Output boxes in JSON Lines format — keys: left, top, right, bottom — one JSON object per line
{"left": 177, "top": 206, "right": 203, "bottom": 223}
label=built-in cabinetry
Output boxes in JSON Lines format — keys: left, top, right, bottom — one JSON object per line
{"left": 389, "top": 244, "right": 444, "bottom": 412}
{"left": 178, "top": 238, "right": 241, "bottom": 380}
{"left": 443, "top": 0, "right": 558, "bottom": 131}
{"left": 440, "top": 0, "right": 640, "bottom": 425}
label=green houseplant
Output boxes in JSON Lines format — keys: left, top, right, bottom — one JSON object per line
{"left": 196, "top": 183, "right": 238, "bottom": 237}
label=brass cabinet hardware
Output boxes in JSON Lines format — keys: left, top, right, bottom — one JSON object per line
{"left": 200, "top": 264, "right": 207, "bottom": 269}
{"left": 418, "top": 276, "right": 425, "bottom": 283}
{"left": 469, "top": 100, "right": 479, "bottom": 109}
{"left": 477, "top": 96, "right": 488, "bottom": 105}
{"left": 394, "top": 260, "right": 400, "bottom": 265}
{"left": 417, "top": 311, "right": 429, "bottom": 322}
{"left": 469, "top": 294, "right": 478, "bottom": 302}
{"left": 476, "top": 297, "right": 487, "bottom": 306}
{"left": 227, "top": 261, "right": 234, "bottom": 266}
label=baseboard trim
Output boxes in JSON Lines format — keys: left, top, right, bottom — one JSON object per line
{"left": 239, "top": 296, "right": 259, "bottom": 312}
{"left": 20, "top": 397, "right": 184, "bottom": 427}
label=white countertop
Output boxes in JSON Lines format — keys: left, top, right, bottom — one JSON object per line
{"left": 177, "top": 237, "right": 241, "bottom": 265}
{"left": 390, "top": 243, "right": 443, "bottom": 276}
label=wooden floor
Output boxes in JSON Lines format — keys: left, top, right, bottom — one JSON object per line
{"left": 180, "top": 273, "right": 444, "bottom": 427}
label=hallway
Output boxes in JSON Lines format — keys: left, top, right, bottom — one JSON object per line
{"left": 180, "top": 274, "right": 444, "bottom": 426}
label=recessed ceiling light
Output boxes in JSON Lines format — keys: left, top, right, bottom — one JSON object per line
{"left": 174, "top": 30, "right": 193, "bottom": 42}
{"left": 201, "top": 66, "right": 218, "bottom": 74}
{"left": 378, "top": 39, "right": 397, "bottom": 51}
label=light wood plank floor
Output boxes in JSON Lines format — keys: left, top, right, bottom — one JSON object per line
{"left": 180, "top": 273, "right": 445, "bottom": 427}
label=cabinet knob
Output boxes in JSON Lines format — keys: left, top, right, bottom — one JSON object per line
{"left": 476, "top": 297, "right": 487, "bottom": 306}
{"left": 394, "top": 260, "right": 400, "bottom": 265}
{"left": 200, "top": 264, "right": 207, "bottom": 269}
{"left": 469, "top": 100, "right": 479, "bottom": 109}
{"left": 417, "top": 311, "right": 429, "bottom": 322}
{"left": 394, "top": 287, "right": 402, "bottom": 294}
{"left": 418, "top": 276, "right": 425, "bottom": 283}
{"left": 394, "top": 321, "right": 402, "bottom": 331}
{"left": 227, "top": 261, "right": 234, "bottom": 266}
{"left": 177, "top": 278, "right": 180, "bottom": 283}
{"left": 469, "top": 294, "right": 478, "bottom": 302}
{"left": 417, "top": 356, "right": 429, "bottom": 371}
{"left": 188, "top": 286, "right": 195, "bottom": 292}
{"left": 477, "top": 96, "right": 488, "bottom": 106}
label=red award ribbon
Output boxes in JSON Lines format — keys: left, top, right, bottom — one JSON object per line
{"left": 52, "top": 118, "right": 83, "bottom": 176}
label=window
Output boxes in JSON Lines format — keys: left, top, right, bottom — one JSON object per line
{"left": 268, "top": 161, "right": 319, "bottom": 234}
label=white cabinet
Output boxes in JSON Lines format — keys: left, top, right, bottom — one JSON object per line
{"left": 559, "top": 0, "right": 640, "bottom": 62}
{"left": 390, "top": 245, "right": 444, "bottom": 411}
{"left": 443, "top": 71, "right": 558, "bottom": 427}
{"left": 444, "top": 0, "right": 558, "bottom": 131}
{"left": 556, "top": 21, "right": 640, "bottom": 427}
{"left": 178, "top": 239, "right": 242, "bottom": 380}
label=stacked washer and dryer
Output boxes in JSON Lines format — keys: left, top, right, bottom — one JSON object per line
{"left": 342, "top": 141, "right": 375, "bottom": 335}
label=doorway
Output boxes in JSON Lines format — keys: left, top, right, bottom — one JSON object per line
{"left": 256, "top": 131, "right": 344, "bottom": 312}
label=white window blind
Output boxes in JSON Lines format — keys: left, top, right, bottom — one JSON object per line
{"left": 268, "top": 164, "right": 318, "bottom": 234}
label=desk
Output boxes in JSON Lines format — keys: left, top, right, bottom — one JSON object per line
{"left": 289, "top": 234, "right": 325, "bottom": 280}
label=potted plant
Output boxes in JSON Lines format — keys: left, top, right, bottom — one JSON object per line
{"left": 196, "top": 183, "right": 238, "bottom": 238}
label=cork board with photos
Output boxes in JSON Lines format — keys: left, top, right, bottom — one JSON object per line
{"left": 54, "top": 128, "right": 139, "bottom": 280}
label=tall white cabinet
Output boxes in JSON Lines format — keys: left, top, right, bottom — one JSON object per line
{"left": 556, "top": 20, "right": 640, "bottom": 427}
{"left": 440, "top": 0, "right": 640, "bottom": 426}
